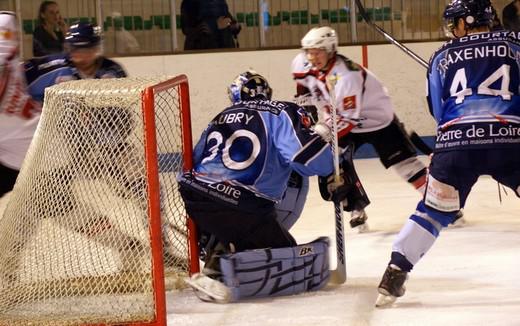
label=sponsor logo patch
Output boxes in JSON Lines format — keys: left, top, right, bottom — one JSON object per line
{"left": 343, "top": 95, "right": 356, "bottom": 110}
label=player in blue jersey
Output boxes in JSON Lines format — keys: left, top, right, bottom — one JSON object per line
{"left": 180, "top": 70, "right": 341, "bottom": 302}
{"left": 24, "top": 21, "right": 126, "bottom": 103}
{"left": 375, "top": 0, "right": 520, "bottom": 307}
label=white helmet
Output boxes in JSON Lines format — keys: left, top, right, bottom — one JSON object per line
{"left": 0, "top": 11, "right": 18, "bottom": 54}
{"left": 301, "top": 26, "right": 338, "bottom": 54}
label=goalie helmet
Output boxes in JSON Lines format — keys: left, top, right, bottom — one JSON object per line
{"left": 301, "top": 26, "right": 338, "bottom": 54}
{"left": 443, "top": 0, "right": 494, "bottom": 36}
{"left": 65, "top": 22, "right": 102, "bottom": 49}
{"left": 228, "top": 70, "right": 273, "bottom": 104}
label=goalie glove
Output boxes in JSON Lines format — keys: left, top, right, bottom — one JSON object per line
{"left": 312, "top": 122, "right": 332, "bottom": 143}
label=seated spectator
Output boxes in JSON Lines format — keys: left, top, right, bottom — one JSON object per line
{"left": 181, "top": 0, "right": 240, "bottom": 50}
{"left": 32, "top": 1, "right": 68, "bottom": 57}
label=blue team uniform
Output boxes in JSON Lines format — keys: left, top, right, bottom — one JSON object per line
{"left": 428, "top": 30, "right": 520, "bottom": 152}
{"left": 183, "top": 99, "right": 333, "bottom": 205}
{"left": 424, "top": 30, "right": 520, "bottom": 226}
{"left": 24, "top": 53, "right": 127, "bottom": 103}
{"left": 179, "top": 99, "right": 333, "bottom": 252}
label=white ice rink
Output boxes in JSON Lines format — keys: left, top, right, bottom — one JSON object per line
{"left": 167, "top": 157, "right": 520, "bottom": 326}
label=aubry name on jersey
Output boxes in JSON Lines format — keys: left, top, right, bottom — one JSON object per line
{"left": 213, "top": 112, "right": 255, "bottom": 126}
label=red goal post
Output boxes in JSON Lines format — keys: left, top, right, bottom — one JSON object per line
{"left": 0, "top": 75, "right": 199, "bottom": 326}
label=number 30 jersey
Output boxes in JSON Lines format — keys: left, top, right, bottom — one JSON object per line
{"left": 427, "top": 31, "right": 520, "bottom": 152}
{"left": 190, "top": 100, "right": 334, "bottom": 202}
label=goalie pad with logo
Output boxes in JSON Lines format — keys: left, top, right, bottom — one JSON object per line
{"left": 219, "top": 237, "right": 330, "bottom": 301}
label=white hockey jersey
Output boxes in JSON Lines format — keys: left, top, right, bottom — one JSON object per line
{"left": 291, "top": 52, "right": 394, "bottom": 135}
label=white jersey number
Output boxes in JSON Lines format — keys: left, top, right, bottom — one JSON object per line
{"left": 450, "top": 64, "right": 512, "bottom": 104}
{"left": 201, "top": 129, "right": 261, "bottom": 170}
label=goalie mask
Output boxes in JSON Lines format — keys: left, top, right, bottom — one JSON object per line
{"left": 443, "top": 0, "right": 494, "bottom": 38}
{"left": 228, "top": 70, "right": 273, "bottom": 104}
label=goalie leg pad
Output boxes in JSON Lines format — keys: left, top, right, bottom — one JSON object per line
{"left": 275, "top": 172, "right": 309, "bottom": 230}
{"left": 219, "top": 237, "right": 330, "bottom": 301}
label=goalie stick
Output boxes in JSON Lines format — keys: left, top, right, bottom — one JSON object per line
{"left": 354, "top": 0, "right": 428, "bottom": 69}
{"left": 354, "top": 0, "right": 433, "bottom": 155}
{"left": 326, "top": 74, "right": 347, "bottom": 284}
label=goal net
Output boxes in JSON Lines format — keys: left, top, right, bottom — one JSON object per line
{"left": 0, "top": 76, "right": 197, "bottom": 326}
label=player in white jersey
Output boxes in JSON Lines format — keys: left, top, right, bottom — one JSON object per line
{"left": 292, "top": 26, "right": 428, "bottom": 231}
{"left": 0, "top": 12, "right": 41, "bottom": 197}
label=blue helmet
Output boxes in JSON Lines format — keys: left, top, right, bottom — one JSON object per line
{"left": 65, "top": 22, "right": 101, "bottom": 49}
{"left": 228, "top": 70, "right": 273, "bottom": 104}
{"left": 443, "top": 0, "right": 494, "bottom": 36}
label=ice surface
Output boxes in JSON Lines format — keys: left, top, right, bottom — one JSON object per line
{"left": 167, "top": 157, "right": 520, "bottom": 326}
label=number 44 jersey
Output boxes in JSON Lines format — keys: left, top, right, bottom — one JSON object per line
{"left": 427, "top": 31, "right": 520, "bottom": 152}
{"left": 190, "top": 100, "right": 333, "bottom": 202}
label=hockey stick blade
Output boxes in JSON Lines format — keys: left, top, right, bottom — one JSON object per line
{"left": 354, "top": 0, "right": 428, "bottom": 69}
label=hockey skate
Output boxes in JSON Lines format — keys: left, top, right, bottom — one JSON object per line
{"left": 349, "top": 208, "right": 369, "bottom": 233}
{"left": 375, "top": 264, "right": 408, "bottom": 308}
{"left": 184, "top": 273, "right": 231, "bottom": 303}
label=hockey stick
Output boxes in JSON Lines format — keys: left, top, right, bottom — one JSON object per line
{"left": 354, "top": 0, "right": 428, "bottom": 69}
{"left": 326, "top": 74, "right": 347, "bottom": 284}
{"left": 409, "top": 130, "right": 433, "bottom": 155}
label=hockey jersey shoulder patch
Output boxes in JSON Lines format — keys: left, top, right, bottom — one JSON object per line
{"left": 343, "top": 95, "right": 356, "bottom": 110}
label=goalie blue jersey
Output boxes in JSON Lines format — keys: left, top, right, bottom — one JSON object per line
{"left": 427, "top": 31, "right": 520, "bottom": 152}
{"left": 190, "top": 100, "right": 333, "bottom": 202}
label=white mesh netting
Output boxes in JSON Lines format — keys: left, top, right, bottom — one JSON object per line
{"left": 0, "top": 76, "right": 192, "bottom": 325}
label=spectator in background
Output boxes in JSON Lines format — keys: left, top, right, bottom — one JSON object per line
{"left": 503, "top": 0, "right": 520, "bottom": 31}
{"left": 181, "top": 0, "right": 241, "bottom": 50}
{"left": 112, "top": 12, "right": 140, "bottom": 54}
{"left": 32, "top": 1, "right": 68, "bottom": 57}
